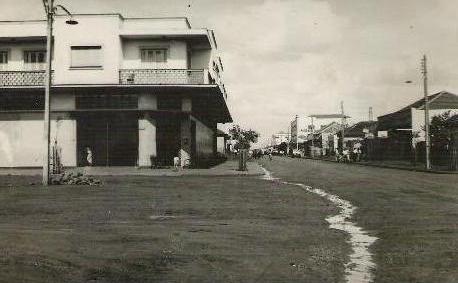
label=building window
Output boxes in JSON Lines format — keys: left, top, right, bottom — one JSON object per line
{"left": 76, "top": 95, "right": 138, "bottom": 110}
{"left": 71, "top": 46, "right": 102, "bottom": 68}
{"left": 157, "top": 96, "right": 181, "bottom": 110}
{"left": 140, "top": 48, "right": 167, "bottom": 63}
{"left": 0, "top": 94, "right": 44, "bottom": 111}
{"left": 24, "top": 50, "right": 46, "bottom": 70}
{"left": 0, "top": 51, "right": 8, "bottom": 64}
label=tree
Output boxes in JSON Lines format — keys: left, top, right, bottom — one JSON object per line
{"left": 229, "top": 125, "right": 260, "bottom": 150}
{"left": 427, "top": 111, "right": 452, "bottom": 165}
{"left": 430, "top": 111, "right": 451, "bottom": 148}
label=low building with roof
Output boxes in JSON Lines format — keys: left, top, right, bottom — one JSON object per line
{"left": 375, "top": 91, "right": 458, "bottom": 161}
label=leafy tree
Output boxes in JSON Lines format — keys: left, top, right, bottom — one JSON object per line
{"left": 229, "top": 125, "right": 260, "bottom": 150}
{"left": 430, "top": 111, "right": 451, "bottom": 148}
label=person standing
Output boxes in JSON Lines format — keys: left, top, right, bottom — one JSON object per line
{"left": 86, "top": 147, "right": 93, "bottom": 166}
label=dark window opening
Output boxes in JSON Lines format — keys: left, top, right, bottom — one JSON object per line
{"left": 157, "top": 96, "right": 182, "bottom": 111}
{"left": 76, "top": 95, "right": 138, "bottom": 110}
{"left": 0, "top": 94, "right": 44, "bottom": 111}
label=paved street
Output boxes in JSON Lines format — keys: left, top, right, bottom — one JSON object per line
{"left": 259, "top": 157, "right": 458, "bottom": 283}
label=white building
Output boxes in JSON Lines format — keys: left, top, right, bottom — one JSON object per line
{"left": 0, "top": 14, "right": 231, "bottom": 168}
{"left": 290, "top": 116, "right": 309, "bottom": 144}
{"left": 270, "top": 131, "right": 290, "bottom": 146}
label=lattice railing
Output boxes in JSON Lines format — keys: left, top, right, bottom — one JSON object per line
{"left": 0, "top": 71, "right": 54, "bottom": 86}
{"left": 119, "top": 69, "right": 206, "bottom": 85}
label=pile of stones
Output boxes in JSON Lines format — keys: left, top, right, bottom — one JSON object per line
{"left": 50, "top": 172, "right": 102, "bottom": 186}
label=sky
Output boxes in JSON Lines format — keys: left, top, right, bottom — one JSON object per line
{"left": 3, "top": 0, "right": 458, "bottom": 146}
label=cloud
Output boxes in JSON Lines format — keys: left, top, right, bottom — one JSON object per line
{"left": 3, "top": 0, "right": 458, "bottom": 147}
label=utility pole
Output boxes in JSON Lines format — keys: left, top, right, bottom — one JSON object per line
{"left": 42, "top": 0, "right": 78, "bottom": 185}
{"left": 421, "top": 55, "right": 431, "bottom": 170}
{"left": 369, "top": 107, "right": 373, "bottom": 121}
{"left": 42, "top": 0, "right": 54, "bottom": 185}
{"left": 340, "top": 101, "right": 346, "bottom": 150}
{"left": 311, "top": 117, "right": 315, "bottom": 157}
{"left": 295, "top": 115, "right": 299, "bottom": 151}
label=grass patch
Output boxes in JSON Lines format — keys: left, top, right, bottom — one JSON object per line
{"left": 0, "top": 174, "right": 348, "bottom": 282}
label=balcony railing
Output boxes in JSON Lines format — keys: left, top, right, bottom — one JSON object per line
{"left": 0, "top": 69, "right": 215, "bottom": 87}
{"left": 0, "top": 71, "right": 52, "bottom": 87}
{"left": 119, "top": 69, "right": 207, "bottom": 85}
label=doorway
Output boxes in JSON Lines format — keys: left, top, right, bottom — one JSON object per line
{"left": 77, "top": 112, "right": 138, "bottom": 166}
{"left": 156, "top": 117, "right": 181, "bottom": 166}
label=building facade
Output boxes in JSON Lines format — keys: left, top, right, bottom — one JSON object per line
{"left": 0, "top": 14, "right": 231, "bottom": 168}
{"left": 270, "top": 131, "right": 290, "bottom": 147}
{"left": 290, "top": 116, "right": 309, "bottom": 145}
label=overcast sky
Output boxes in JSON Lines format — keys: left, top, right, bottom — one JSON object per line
{"left": 3, "top": 0, "right": 458, "bottom": 146}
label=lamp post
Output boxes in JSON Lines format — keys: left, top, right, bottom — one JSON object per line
{"left": 42, "top": 0, "right": 78, "bottom": 185}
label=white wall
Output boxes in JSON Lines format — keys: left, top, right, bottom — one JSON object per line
{"left": 0, "top": 113, "right": 76, "bottom": 167}
{"left": 0, "top": 21, "right": 46, "bottom": 38}
{"left": 122, "top": 39, "right": 187, "bottom": 69}
{"left": 138, "top": 114, "right": 157, "bottom": 167}
{"left": 121, "top": 18, "right": 190, "bottom": 31}
{"left": 190, "top": 49, "right": 211, "bottom": 69}
{"left": 50, "top": 114, "right": 77, "bottom": 167}
{"left": 53, "top": 15, "right": 121, "bottom": 84}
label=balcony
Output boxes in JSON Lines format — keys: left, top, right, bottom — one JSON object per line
{"left": 119, "top": 69, "right": 208, "bottom": 85}
{"left": 0, "top": 69, "right": 217, "bottom": 87}
{"left": 0, "top": 70, "right": 51, "bottom": 87}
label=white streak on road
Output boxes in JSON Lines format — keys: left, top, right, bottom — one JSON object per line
{"left": 260, "top": 166, "right": 378, "bottom": 283}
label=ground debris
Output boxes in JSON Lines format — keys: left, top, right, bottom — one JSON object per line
{"left": 50, "top": 172, "right": 102, "bottom": 186}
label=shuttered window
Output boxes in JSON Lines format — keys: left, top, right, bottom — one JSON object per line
{"left": 71, "top": 46, "right": 102, "bottom": 68}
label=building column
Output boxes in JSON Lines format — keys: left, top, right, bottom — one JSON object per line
{"left": 180, "top": 118, "right": 192, "bottom": 167}
{"left": 180, "top": 97, "right": 193, "bottom": 167}
{"left": 138, "top": 113, "right": 157, "bottom": 167}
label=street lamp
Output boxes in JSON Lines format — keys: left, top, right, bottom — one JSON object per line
{"left": 42, "top": 0, "right": 78, "bottom": 185}
{"left": 405, "top": 54, "right": 431, "bottom": 170}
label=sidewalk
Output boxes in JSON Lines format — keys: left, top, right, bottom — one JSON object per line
{"left": 0, "top": 161, "right": 265, "bottom": 177}
{"left": 304, "top": 156, "right": 458, "bottom": 174}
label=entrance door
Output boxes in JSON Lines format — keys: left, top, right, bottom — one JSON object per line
{"left": 77, "top": 113, "right": 138, "bottom": 166}
{"left": 156, "top": 118, "right": 181, "bottom": 166}
{"left": 191, "top": 120, "right": 197, "bottom": 166}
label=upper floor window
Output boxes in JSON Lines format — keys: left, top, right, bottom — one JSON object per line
{"left": 0, "top": 51, "right": 8, "bottom": 64}
{"left": 71, "top": 46, "right": 102, "bottom": 69}
{"left": 24, "top": 50, "right": 46, "bottom": 70}
{"left": 140, "top": 48, "right": 167, "bottom": 63}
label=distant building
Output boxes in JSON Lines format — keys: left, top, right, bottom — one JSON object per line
{"left": 271, "top": 131, "right": 290, "bottom": 146}
{"left": 378, "top": 91, "right": 458, "bottom": 145}
{"left": 375, "top": 91, "right": 458, "bottom": 161}
{"left": 290, "top": 116, "right": 308, "bottom": 144}
{"left": 309, "top": 122, "right": 342, "bottom": 156}
{"left": 345, "top": 121, "right": 377, "bottom": 143}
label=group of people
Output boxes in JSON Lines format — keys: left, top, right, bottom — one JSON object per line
{"left": 336, "top": 145, "right": 363, "bottom": 163}
{"left": 251, "top": 149, "right": 273, "bottom": 160}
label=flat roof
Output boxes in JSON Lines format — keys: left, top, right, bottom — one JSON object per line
{"left": 309, "top": 114, "right": 350, "bottom": 119}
